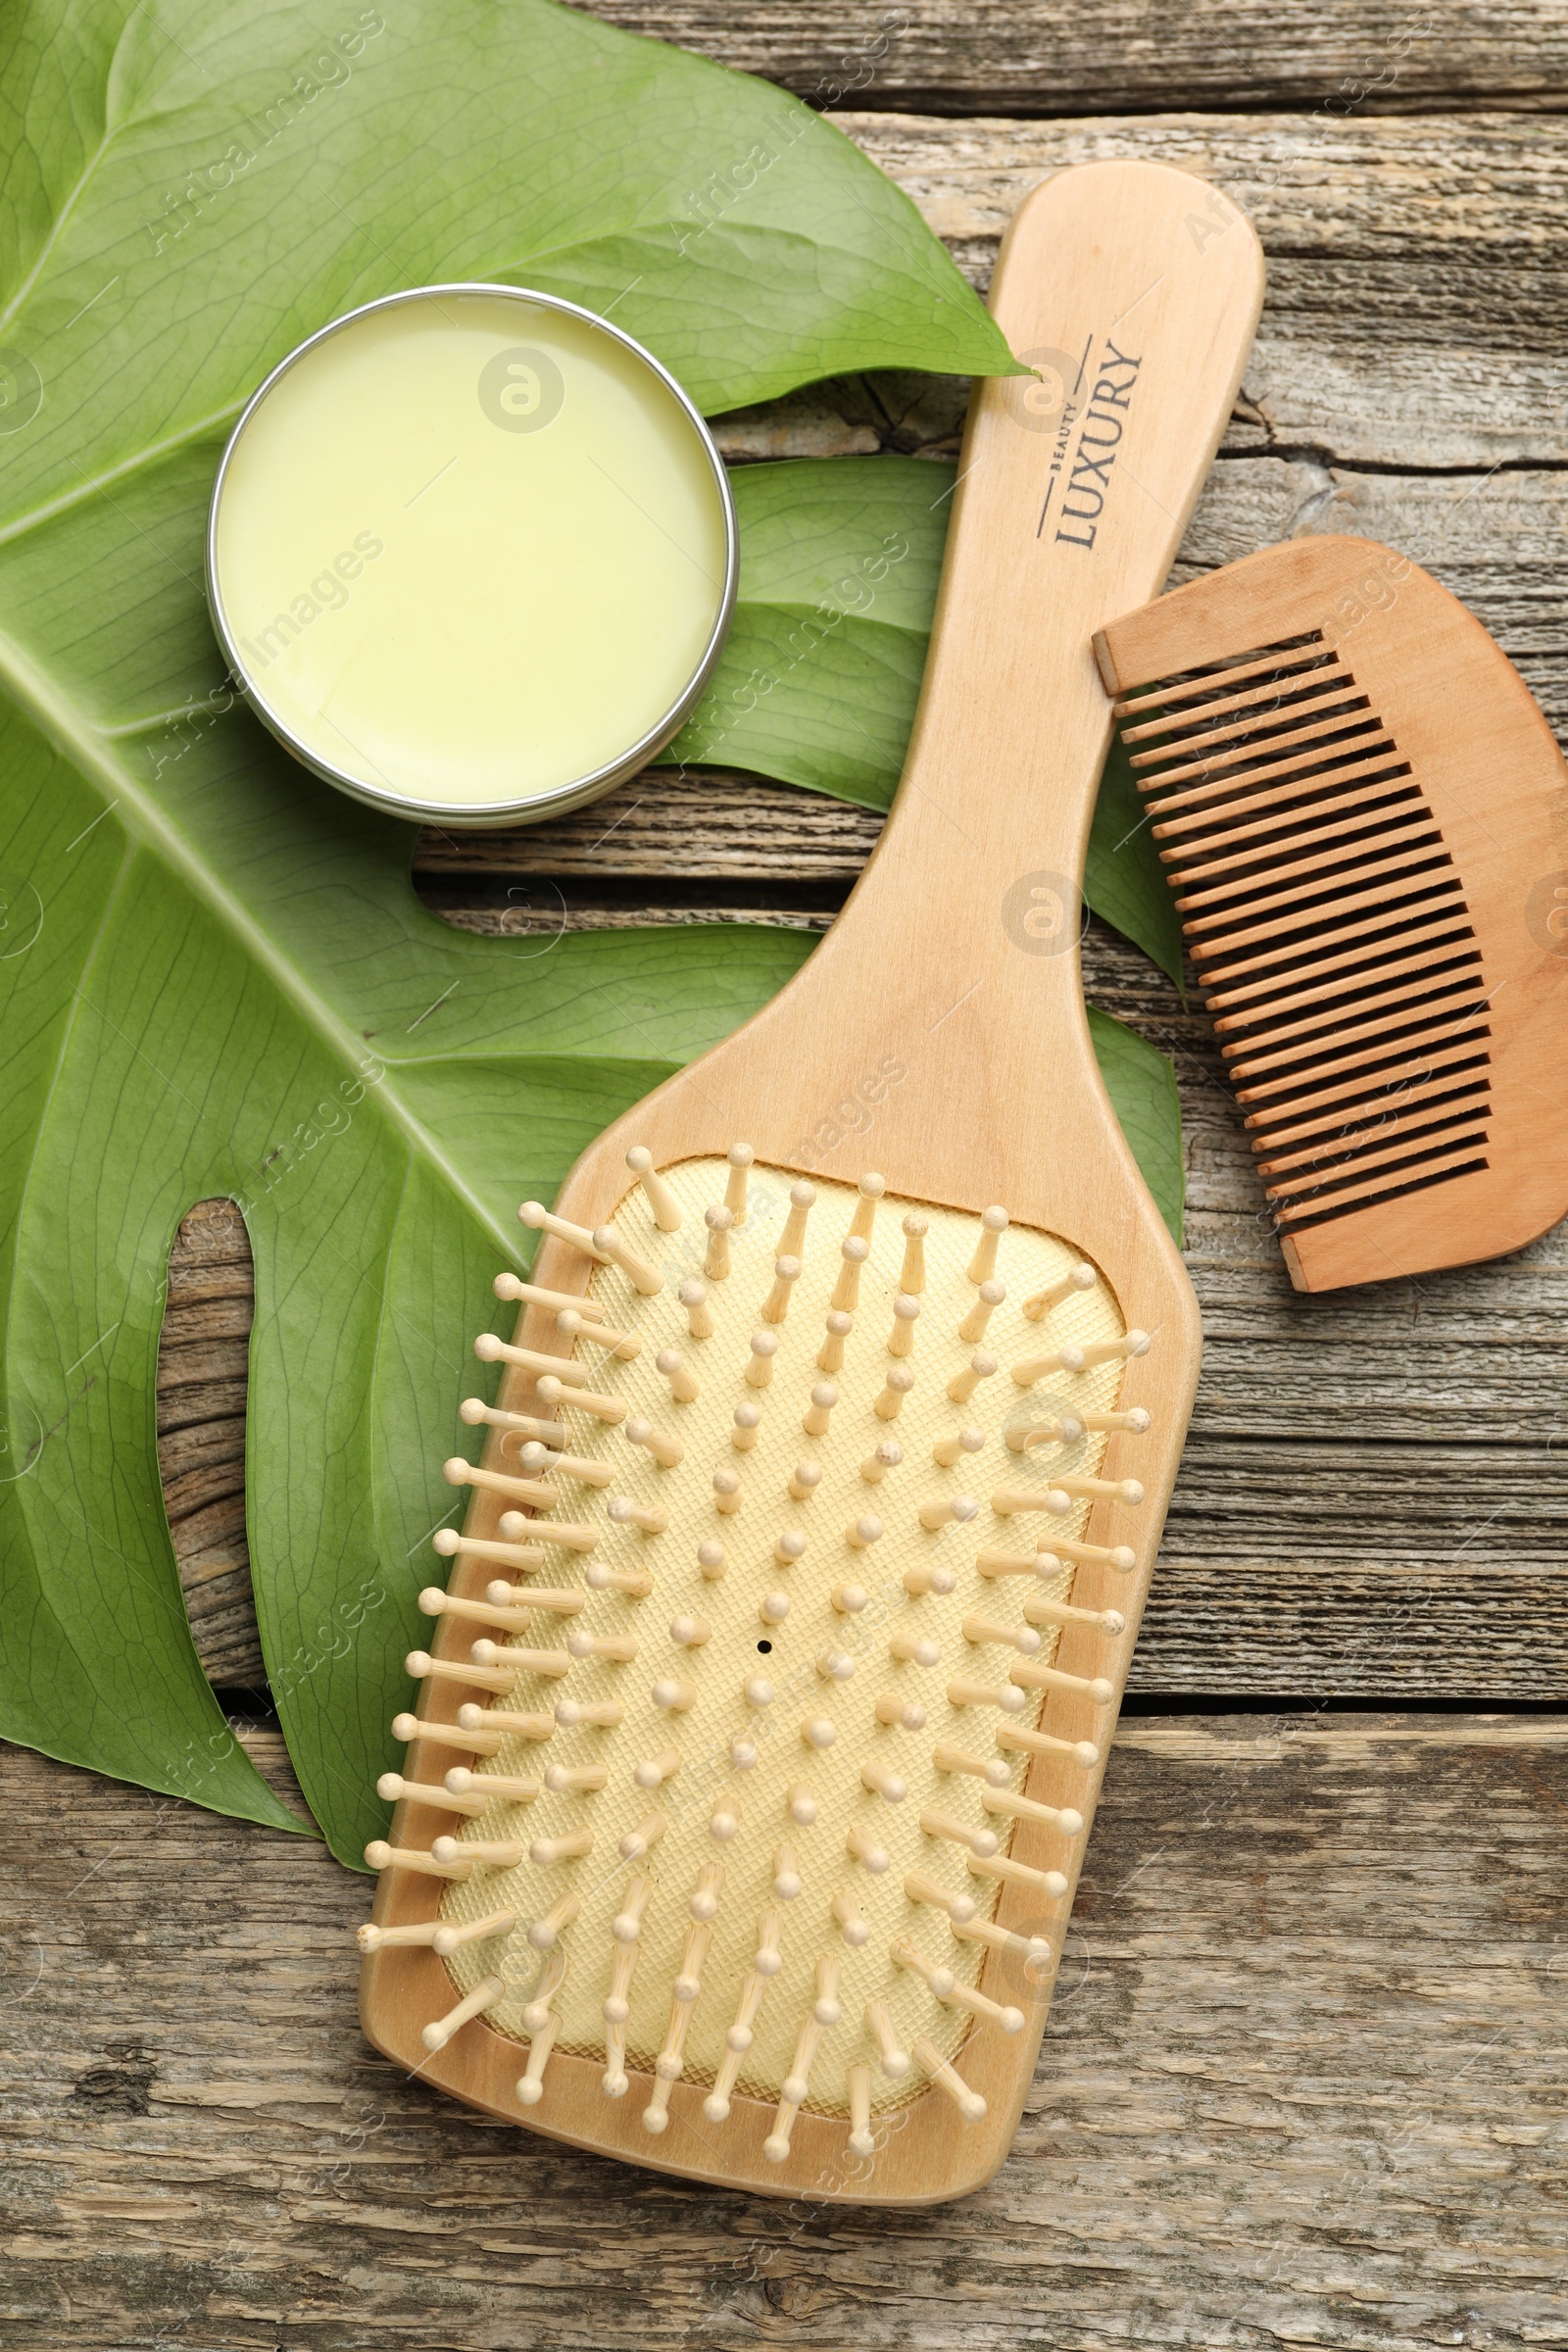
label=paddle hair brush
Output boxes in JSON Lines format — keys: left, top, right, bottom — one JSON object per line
{"left": 1094, "top": 534, "right": 1568, "bottom": 1291}
{"left": 357, "top": 160, "right": 1264, "bottom": 2203}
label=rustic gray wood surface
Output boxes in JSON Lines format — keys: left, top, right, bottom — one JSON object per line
{"left": 5, "top": 1716, "right": 1563, "bottom": 2348}
{"left": 11, "top": 13, "right": 1568, "bottom": 2346}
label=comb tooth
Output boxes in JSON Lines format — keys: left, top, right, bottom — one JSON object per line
{"left": 1111, "top": 641, "right": 1333, "bottom": 720}
{"left": 818, "top": 1648, "right": 857, "bottom": 1684}
{"left": 625, "top": 1417, "right": 682, "bottom": 1470}
{"left": 807, "top": 1310, "right": 850, "bottom": 1374}
{"left": 1020, "top": 1263, "right": 1096, "bottom": 1321}
{"left": 514, "top": 2014, "right": 560, "bottom": 2107}
{"left": 1026, "top": 1534, "right": 1134, "bottom": 1570}
{"left": 830, "top": 1582, "right": 868, "bottom": 1615}
{"left": 778, "top": 1180, "right": 816, "bottom": 1260}
{"left": 886, "top": 1296, "right": 921, "bottom": 1357}
{"left": 494, "top": 1516, "right": 601, "bottom": 1558}
{"left": 731, "top": 1402, "right": 761, "bottom": 1451}
{"left": 898, "top": 1214, "right": 928, "bottom": 1295}
{"left": 443, "top": 1767, "right": 543, "bottom": 1806}
{"left": 592, "top": 1223, "right": 662, "bottom": 1298}
{"left": 421, "top": 1972, "right": 504, "bottom": 2052}
{"left": 956, "top": 1281, "right": 1004, "bottom": 1344}
{"left": 417, "top": 1588, "right": 556, "bottom": 1636}
{"left": 911, "top": 2045, "right": 988, "bottom": 2121}
{"left": 787, "top": 1781, "right": 819, "bottom": 1826}
{"left": 967, "top": 1849, "right": 1069, "bottom": 1900}
{"left": 624, "top": 1146, "right": 683, "bottom": 1233}
{"left": 760, "top": 1587, "right": 792, "bottom": 1625}
{"left": 890, "top": 1629, "right": 940, "bottom": 1667}
{"left": 845, "top": 1824, "right": 889, "bottom": 1872}
{"left": 526, "top": 1890, "right": 581, "bottom": 1949}
{"left": 904, "top": 1870, "right": 978, "bottom": 1922}
{"left": 703, "top": 1205, "right": 734, "bottom": 1280}
{"left": 874, "top": 1692, "right": 928, "bottom": 1728}
{"left": 860, "top": 1440, "right": 903, "bottom": 1484}
{"left": 1080, "top": 1407, "right": 1151, "bottom": 1437}
{"left": 873, "top": 1368, "right": 914, "bottom": 1420}
{"left": 831, "top": 1237, "right": 870, "bottom": 1313}
{"left": 520, "top": 1946, "right": 567, "bottom": 2030}
{"left": 965, "top": 1205, "right": 1008, "bottom": 1285}
{"left": 651, "top": 1676, "right": 699, "bottom": 1714}
{"left": 844, "top": 1514, "right": 883, "bottom": 1553}
{"left": 761, "top": 1256, "right": 801, "bottom": 1324}
{"left": 357, "top": 1912, "right": 462, "bottom": 1952}
{"left": 696, "top": 1540, "right": 727, "bottom": 1581}
{"left": 789, "top": 1460, "right": 823, "bottom": 1502}
{"left": 973, "top": 1546, "right": 1051, "bottom": 1581}
{"left": 709, "top": 1796, "right": 740, "bottom": 1843}
{"left": 635, "top": 1745, "right": 683, "bottom": 1791}
{"left": 863, "top": 1999, "right": 910, "bottom": 2078}
{"left": 1054, "top": 1473, "right": 1144, "bottom": 1504}
{"left": 746, "top": 1331, "right": 779, "bottom": 1389}
{"left": 989, "top": 1487, "right": 1071, "bottom": 1520}
{"left": 677, "top": 1279, "right": 715, "bottom": 1340}
{"left": 364, "top": 1839, "right": 470, "bottom": 1880}
{"left": 946, "top": 1350, "right": 997, "bottom": 1404}
{"left": 690, "top": 1863, "right": 724, "bottom": 1920}
{"left": 534, "top": 1374, "right": 627, "bottom": 1426}
{"left": 724, "top": 1142, "right": 755, "bottom": 1224}
{"left": 848, "top": 2062, "right": 875, "bottom": 2158}
{"left": 518, "top": 1202, "right": 609, "bottom": 1259}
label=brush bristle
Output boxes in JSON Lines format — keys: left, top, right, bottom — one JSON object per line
{"left": 370, "top": 1157, "right": 1151, "bottom": 2145}
{"left": 1116, "top": 632, "right": 1493, "bottom": 1237}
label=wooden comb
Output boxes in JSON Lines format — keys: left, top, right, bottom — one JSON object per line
{"left": 1094, "top": 536, "right": 1568, "bottom": 1291}
{"left": 358, "top": 161, "right": 1264, "bottom": 2203}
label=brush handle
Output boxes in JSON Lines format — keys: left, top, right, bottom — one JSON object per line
{"left": 768, "top": 161, "right": 1264, "bottom": 1186}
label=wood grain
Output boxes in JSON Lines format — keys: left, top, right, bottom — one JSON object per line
{"left": 5, "top": 1713, "right": 1562, "bottom": 2348}
{"left": 572, "top": 0, "right": 1568, "bottom": 118}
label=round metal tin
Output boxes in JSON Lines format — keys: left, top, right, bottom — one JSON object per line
{"left": 205, "top": 284, "right": 738, "bottom": 828}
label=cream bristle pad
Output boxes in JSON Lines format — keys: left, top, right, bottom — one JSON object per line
{"left": 403, "top": 1160, "right": 1144, "bottom": 2131}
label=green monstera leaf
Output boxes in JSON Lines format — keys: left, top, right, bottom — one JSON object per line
{"left": 664, "top": 460, "right": 1187, "bottom": 988}
{"left": 0, "top": 0, "right": 1180, "bottom": 1865}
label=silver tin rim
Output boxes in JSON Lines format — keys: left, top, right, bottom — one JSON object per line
{"left": 205, "top": 283, "right": 738, "bottom": 830}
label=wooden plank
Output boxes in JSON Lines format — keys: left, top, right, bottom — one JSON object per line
{"left": 4, "top": 1715, "right": 1562, "bottom": 2345}
{"left": 571, "top": 0, "right": 1568, "bottom": 118}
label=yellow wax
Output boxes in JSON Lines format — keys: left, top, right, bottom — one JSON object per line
{"left": 211, "top": 290, "right": 731, "bottom": 815}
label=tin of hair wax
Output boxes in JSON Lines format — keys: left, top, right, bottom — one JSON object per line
{"left": 206, "top": 285, "right": 737, "bottom": 827}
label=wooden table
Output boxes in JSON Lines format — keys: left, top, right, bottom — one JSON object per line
{"left": 7, "top": 8, "right": 1567, "bottom": 2344}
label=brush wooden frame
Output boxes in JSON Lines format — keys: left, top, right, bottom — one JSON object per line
{"left": 361, "top": 160, "right": 1265, "bottom": 2203}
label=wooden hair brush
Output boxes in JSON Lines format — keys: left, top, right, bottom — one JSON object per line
{"left": 1094, "top": 536, "right": 1568, "bottom": 1291}
{"left": 357, "top": 161, "right": 1264, "bottom": 2203}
